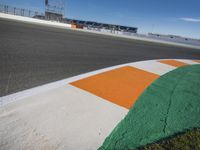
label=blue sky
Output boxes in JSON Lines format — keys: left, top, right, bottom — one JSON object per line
{"left": 1, "top": 0, "right": 200, "bottom": 38}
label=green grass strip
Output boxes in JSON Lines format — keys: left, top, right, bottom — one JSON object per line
{"left": 99, "top": 65, "right": 200, "bottom": 150}
{"left": 140, "top": 128, "right": 200, "bottom": 150}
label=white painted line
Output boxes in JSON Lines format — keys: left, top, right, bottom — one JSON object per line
{"left": 0, "top": 84, "right": 128, "bottom": 150}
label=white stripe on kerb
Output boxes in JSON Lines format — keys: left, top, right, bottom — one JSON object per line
{"left": 175, "top": 59, "right": 200, "bottom": 65}
{"left": 129, "top": 61, "right": 176, "bottom": 75}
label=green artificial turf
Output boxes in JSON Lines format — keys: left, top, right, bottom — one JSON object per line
{"left": 99, "top": 65, "right": 200, "bottom": 150}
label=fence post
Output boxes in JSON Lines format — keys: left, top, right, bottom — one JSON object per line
{"left": 22, "top": 9, "right": 24, "bottom": 16}
{"left": 14, "top": 7, "right": 16, "bottom": 15}
{"left": 4, "top": 5, "right": 6, "bottom": 13}
{"left": 35, "top": 11, "right": 38, "bottom": 17}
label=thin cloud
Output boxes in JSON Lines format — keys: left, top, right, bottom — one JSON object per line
{"left": 179, "top": 17, "right": 200, "bottom": 23}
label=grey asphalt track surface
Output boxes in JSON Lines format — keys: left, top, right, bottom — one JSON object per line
{"left": 0, "top": 18, "right": 200, "bottom": 97}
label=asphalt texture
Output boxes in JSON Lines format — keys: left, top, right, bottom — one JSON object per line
{"left": 0, "top": 18, "right": 200, "bottom": 96}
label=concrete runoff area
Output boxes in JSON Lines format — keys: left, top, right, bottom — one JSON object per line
{"left": 1, "top": 18, "right": 200, "bottom": 97}
{"left": 0, "top": 84, "right": 128, "bottom": 150}
{"left": 99, "top": 65, "right": 200, "bottom": 150}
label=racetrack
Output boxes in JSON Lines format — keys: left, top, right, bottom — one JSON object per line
{"left": 0, "top": 18, "right": 200, "bottom": 96}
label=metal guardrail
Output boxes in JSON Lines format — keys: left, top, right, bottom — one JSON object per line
{"left": 0, "top": 4, "right": 44, "bottom": 18}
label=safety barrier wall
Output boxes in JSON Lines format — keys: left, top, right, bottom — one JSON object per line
{"left": 84, "top": 27, "right": 200, "bottom": 46}
{"left": 0, "top": 13, "right": 72, "bottom": 28}
{"left": 148, "top": 33, "right": 200, "bottom": 46}
{"left": 0, "top": 4, "right": 44, "bottom": 18}
{"left": 0, "top": 4, "right": 67, "bottom": 23}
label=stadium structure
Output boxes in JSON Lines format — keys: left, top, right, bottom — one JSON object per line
{"left": 0, "top": 0, "right": 138, "bottom": 35}
{"left": 0, "top": 0, "right": 138, "bottom": 33}
{"left": 65, "top": 19, "right": 138, "bottom": 34}
{"left": 44, "top": 0, "right": 64, "bottom": 21}
{"left": 42, "top": 0, "right": 138, "bottom": 33}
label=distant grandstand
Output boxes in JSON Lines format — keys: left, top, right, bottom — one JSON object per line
{"left": 43, "top": 0, "right": 137, "bottom": 33}
{"left": 0, "top": 1, "right": 138, "bottom": 34}
{"left": 65, "top": 19, "right": 138, "bottom": 33}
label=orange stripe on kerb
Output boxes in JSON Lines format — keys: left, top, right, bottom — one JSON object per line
{"left": 71, "top": 66, "right": 159, "bottom": 109}
{"left": 159, "top": 60, "right": 188, "bottom": 67}
{"left": 194, "top": 60, "right": 200, "bottom": 63}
